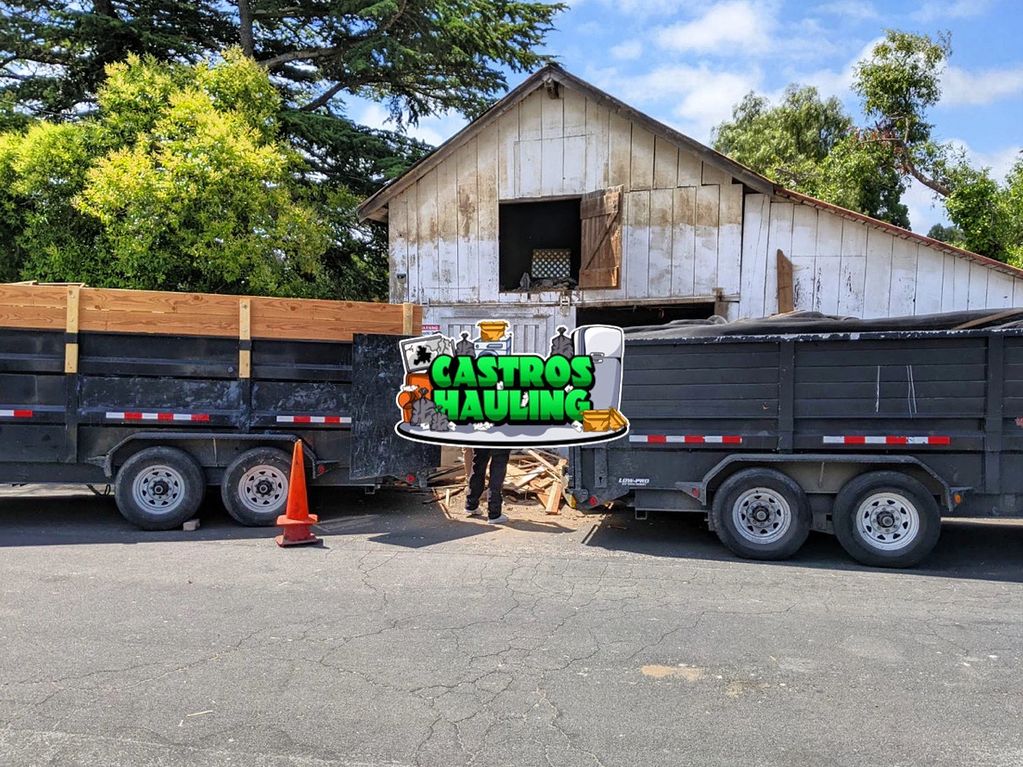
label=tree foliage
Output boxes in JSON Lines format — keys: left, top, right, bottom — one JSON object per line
{"left": 0, "top": 52, "right": 332, "bottom": 294}
{"left": 713, "top": 29, "right": 1022, "bottom": 264}
{"left": 713, "top": 86, "right": 908, "bottom": 226}
{"left": 0, "top": 1, "right": 563, "bottom": 296}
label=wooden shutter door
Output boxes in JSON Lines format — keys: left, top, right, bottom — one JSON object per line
{"left": 579, "top": 186, "right": 623, "bottom": 289}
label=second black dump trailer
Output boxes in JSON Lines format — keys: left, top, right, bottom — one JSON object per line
{"left": 570, "top": 310, "right": 1023, "bottom": 567}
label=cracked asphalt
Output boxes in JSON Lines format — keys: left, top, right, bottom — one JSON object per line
{"left": 1, "top": 484, "right": 1022, "bottom": 767}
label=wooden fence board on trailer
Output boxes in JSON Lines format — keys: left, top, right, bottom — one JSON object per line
{"left": 0, "top": 284, "right": 420, "bottom": 342}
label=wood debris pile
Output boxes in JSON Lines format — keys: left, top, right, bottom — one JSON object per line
{"left": 427, "top": 449, "right": 569, "bottom": 515}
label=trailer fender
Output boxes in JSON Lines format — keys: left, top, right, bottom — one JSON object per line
{"left": 98, "top": 432, "right": 320, "bottom": 480}
{"left": 695, "top": 453, "right": 967, "bottom": 513}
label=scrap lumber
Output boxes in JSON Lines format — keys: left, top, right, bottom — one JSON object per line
{"left": 426, "top": 449, "right": 569, "bottom": 513}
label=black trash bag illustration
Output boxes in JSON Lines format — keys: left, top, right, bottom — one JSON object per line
{"left": 411, "top": 389, "right": 451, "bottom": 431}
{"left": 454, "top": 332, "right": 476, "bottom": 357}
{"left": 550, "top": 326, "right": 574, "bottom": 358}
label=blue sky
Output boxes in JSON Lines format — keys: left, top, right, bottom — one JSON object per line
{"left": 354, "top": 0, "right": 1023, "bottom": 234}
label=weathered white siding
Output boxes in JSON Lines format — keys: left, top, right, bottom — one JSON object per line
{"left": 386, "top": 78, "right": 1023, "bottom": 342}
{"left": 737, "top": 194, "right": 1023, "bottom": 318}
{"left": 389, "top": 87, "right": 743, "bottom": 310}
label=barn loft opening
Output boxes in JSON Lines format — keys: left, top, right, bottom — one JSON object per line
{"left": 498, "top": 199, "right": 582, "bottom": 291}
{"left": 575, "top": 303, "right": 717, "bottom": 328}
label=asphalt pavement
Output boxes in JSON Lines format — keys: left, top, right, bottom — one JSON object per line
{"left": 0, "top": 484, "right": 1021, "bottom": 767}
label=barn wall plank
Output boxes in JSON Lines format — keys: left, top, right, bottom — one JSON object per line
{"left": 717, "top": 183, "right": 743, "bottom": 295}
{"left": 791, "top": 256, "right": 816, "bottom": 311}
{"left": 838, "top": 218, "right": 868, "bottom": 316}
{"left": 889, "top": 238, "right": 918, "bottom": 314}
{"left": 389, "top": 195, "right": 409, "bottom": 303}
{"left": 790, "top": 205, "right": 818, "bottom": 257}
{"left": 701, "top": 162, "right": 732, "bottom": 186}
{"left": 952, "top": 254, "right": 971, "bottom": 308}
{"left": 455, "top": 139, "right": 480, "bottom": 300}
{"left": 678, "top": 149, "right": 702, "bottom": 186}
{"left": 647, "top": 188, "right": 674, "bottom": 297}
{"left": 765, "top": 202, "right": 794, "bottom": 315}
{"left": 913, "top": 244, "right": 944, "bottom": 314}
{"left": 608, "top": 111, "right": 632, "bottom": 189}
{"left": 414, "top": 171, "right": 439, "bottom": 302}
{"left": 625, "top": 190, "right": 651, "bottom": 298}
{"left": 986, "top": 268, "right": 1014, "bottom": 308}
{"left": 406, "top": 184, "right": 421, "bottom": 303}
{"left": 435, "top": 160, "right": 459, "bottom": 301}
{"left": 563, "top": 89, "right": 586, "bottom": 136}
{"left": 967, "top": 262, "right": 989, "bottom": 308}
{"left": 518, "top": 139, "right": 542, "bottom": 198}
{"left": 653, "top": 137, "right": 678, "bottom": 189}
{"left": 630, "top": 124, "right": 655, "bottom": 191}
{"left": 863, "top": 228, "right": 894, "bottom": 317}
{"left": 497, "top": 108, "right": 518, "bottom": 200}
{"left": 837, "top": 255, "right": 866, "bottom": 316}
{"left": 940, "top": 253, "right": 957, "bottom": 311}
{"left": 519, "top": 90, "right": 542, "bottom": 140}
{"left": 815, "top": 210, "right": 843, "bottom": 256}
{"left": 694, "top": 185, "right": 720, "bottom": 295}
{"left": 739, "top": 193, "right": 770, "bottom": 318}
{"left": 540, "top": 92, "right": 564, "bottom": 196}
{"left": 671, "top": 187, "right": 697, "bottom": 298}
{"left": 563, "top": 135, "right": 586, "bottom": 193}
{"left": 584, "top": 99, "right": 609, "bottom": 192}
{"left": 476, "top": 128, "right": 499, "bottom": 302}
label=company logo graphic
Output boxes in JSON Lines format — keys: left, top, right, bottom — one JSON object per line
{"left": 395, "top": 321, "right": 629, "bottom": 448}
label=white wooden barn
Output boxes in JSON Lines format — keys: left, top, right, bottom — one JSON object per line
{"left": 358, "top": 64, "right": 1023, "bottom": 351}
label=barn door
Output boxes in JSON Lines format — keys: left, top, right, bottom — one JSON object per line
{"left": 579, "top": 186, "right": 623, "bottom": 289}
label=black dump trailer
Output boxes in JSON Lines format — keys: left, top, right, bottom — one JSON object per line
{"left": 570, "top": 310, "right": 1023, "bottom": 567}
{"left": 0, "top": 284, "right": 437, "bottom": 530}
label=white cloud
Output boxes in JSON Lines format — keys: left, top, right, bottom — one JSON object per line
{"left": 655, "top": 1, "right": 776, "bottom": 55}
{"left": 356, "top": 102, "right": 466, "bottom": 147}
{"left": 902, "top": 179, "right": 947, "bottom": 235}
{"left": 942, "top": 64, "right": 1023, "bottom": 107}
{"left": 613, "top": 64, "right": 763, "bottom": 140}
{"left": 815, "top": 0, "right": 878, "bottom": 20}
{"left": 946, "top": 140, "right": 1021, "bottom": 181}
{"left": 611, "top": 40, "right": 643, "bottom": 60}
{"left": 911, "top": 0, "right": 991, "bottom": 23}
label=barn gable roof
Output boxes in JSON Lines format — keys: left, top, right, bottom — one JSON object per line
{"left": 357, "top": 64, "right": 1023, "bottom": 281}
{"left": 356, "top": 63, "right": 775, "bottom": 222}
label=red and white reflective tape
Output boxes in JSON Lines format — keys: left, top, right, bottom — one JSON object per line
{"left": 0, "top": 409, "right": 33, "bottom": 418}
{"left": 823, "top": 435, "right": 951, "bottom": 446}
{"left": 630, "top": 434, "right": 743, "bottom": 445}
{"left": 106, "top": 412, "right": 210, "bottom": 422}
{"left": 275, "top": 415, "right": 352, "bottom": 425}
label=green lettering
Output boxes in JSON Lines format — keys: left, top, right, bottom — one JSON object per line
{"left": 569, "top": 356, "right": 595, "bottom": 389}
{"left": 565, "top": 389, "right": 592, "bottom": 421}
{"left": 429, "top": 355, "right": 453, "bottom": 388}
{"left": 545, "top": 355, "right": 571, "bottom": 388}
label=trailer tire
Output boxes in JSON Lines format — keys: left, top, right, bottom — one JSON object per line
{"left": 114, "top": 446, "right": 205, "bottom": 530}
{"left": 221, "top": 448, "right": 292, "bottom": 526}
{"left": 711, "top": 468, "right": 811, "bottom": 560}
{"left": 833, "top": 472, "right": 940, "bottom": 568}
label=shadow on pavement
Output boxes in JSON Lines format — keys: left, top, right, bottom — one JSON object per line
{"left": 579, "top": 510, "right": 1023, "bottom": 583}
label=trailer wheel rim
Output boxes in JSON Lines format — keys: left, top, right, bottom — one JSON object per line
{"left": 132, "top": 465, "right": 186, "bottom": 515}
{"left": 238, "top": 465, "right": 288, "bottom": 514}
{"left": 855, "top": 492, "right": 920, "bottom": 551}
{"left": 732, "top": 487, "right": 792, "bottom": 545}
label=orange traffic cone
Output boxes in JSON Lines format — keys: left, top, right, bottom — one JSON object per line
{"left": 275, "top": 439, "right": 320, "bottom": 547}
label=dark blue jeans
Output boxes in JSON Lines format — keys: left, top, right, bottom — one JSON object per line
{"left": 466, "top": 449, "right": 510, "bottom": 518}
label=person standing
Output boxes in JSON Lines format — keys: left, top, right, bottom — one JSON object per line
{"left": 465, "top": 448, "right": 511, "bottom": 524}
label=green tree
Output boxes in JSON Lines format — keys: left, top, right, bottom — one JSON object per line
{"left": 713, "top": 29, "right": 1023, "bottom": 263}
{"left": 0, "top": 52, "right": 331, "bottom": 295}
{"left": 713, "top": 86, "right": 909, "bottom": 226}
{"left": 0, "top": 1, "right": 563, "bottom": 297}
